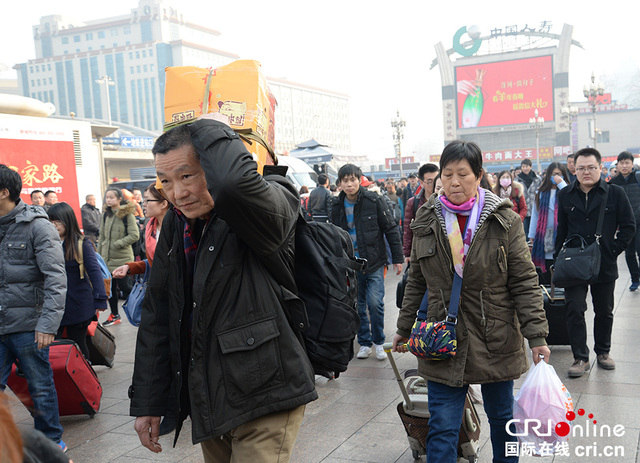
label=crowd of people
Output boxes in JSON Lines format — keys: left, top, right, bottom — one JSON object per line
{"left": 2, "top": 119, "right": 639, "bottom": 462}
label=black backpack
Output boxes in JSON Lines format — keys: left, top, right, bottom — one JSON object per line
{"left": 293, "top": 216, "right": 365, "bottom": 379}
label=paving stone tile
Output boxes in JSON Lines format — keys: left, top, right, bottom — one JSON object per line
{"left": 60, "top": 413, "right": 135, "bottom": 450}
{"left": 65, "top": 432, "right": 142, "bottom": 462}
{"left": 300, "top": 401, "right": 386, "bottom": 438}
{"left": 329, "top": 421, "right": 412, "bottom": 462}
{"left": 290, "top": 430, "right": 347, "bottom": 463}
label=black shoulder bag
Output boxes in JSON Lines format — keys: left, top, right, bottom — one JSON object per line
{"left": 552, "top": 186, "right": 608, "bottom": 288}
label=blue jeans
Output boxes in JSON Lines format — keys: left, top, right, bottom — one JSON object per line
{"left": 356, "top": 266, "right": 385, "bottom": 347}
{"left": 427, "top": 380, "right": 517, "bottom": 463}
{"left": 0, "top": 331, "right": 63, "bottom": 443}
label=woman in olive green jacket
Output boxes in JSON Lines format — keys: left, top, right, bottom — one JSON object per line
{"left": 393, "top": 140, "right": 549, "bottom": 463}
{"left": 98, "top": 187, "right": 140, "bottom": 326}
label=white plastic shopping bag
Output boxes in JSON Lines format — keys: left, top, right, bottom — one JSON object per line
{"left": 512, "top": 359, "right": 573, "bottom": 455}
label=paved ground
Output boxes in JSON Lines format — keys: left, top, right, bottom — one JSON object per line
{"left": 6, "top": 257, "right": 640, "bottom": 462}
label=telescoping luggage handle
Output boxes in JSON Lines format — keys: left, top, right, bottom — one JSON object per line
{"left": 383, "top": 343, "right": 430, "bottom": 418}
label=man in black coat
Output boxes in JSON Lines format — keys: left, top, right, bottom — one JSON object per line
{"left": 130, "top": 114, "right": 317, "bottom": 462}
{"left": 330, "top": 164, "right": 403, "bottom": 361}
{"left": 80, "top": 194, "right": 101, "bottom": 244}
{"left": 608, "top": 151, "right": 640, "bottom": 291}
{"left": 556, "top": 148, "right": 636, "bottom": 378}
{"left": 307, "top": 173, "right": 331, "bottom": 222}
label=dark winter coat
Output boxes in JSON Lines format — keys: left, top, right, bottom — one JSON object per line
{"left": 555, "top": 179, "right": 636, "bottom": 283}
{"left": 518, "top": 171, "right": 540, "bottom": 218}
{"left": 608, "top": 169, "right": 640, "bottom": 220}
{"left": 59, "top": 237, "right": 108, "bottom": 326}
{"left": 130, "top": 119, "right": 317, "bottom": 445}
{"left": 403, "top": 191, "right": 428, "bottom": 257}
{"left": 330, "top": 186, "right": 403, "bottom": 273}
{"left": 0, "top": 200, "right": 66, "bottom": 335}
{"left": 308, "top": 185, "right": 331, "bottom": 219}
{"left": 81, "top": 203, "right": 101, "bottom": 240}
{"left": 397, "top": 190, "right": 548, "bottom": 387}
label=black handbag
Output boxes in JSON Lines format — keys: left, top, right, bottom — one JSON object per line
{"left": 552, "top": 186, "right": 608, "bottom": 288}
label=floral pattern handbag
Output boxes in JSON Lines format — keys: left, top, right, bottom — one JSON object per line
{"left": 407, "top": 273, "right": 462, "bottom": 360}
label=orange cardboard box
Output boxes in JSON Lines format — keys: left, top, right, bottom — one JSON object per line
{"left": 164, "top": 60, "right": 277, "bottom": 173}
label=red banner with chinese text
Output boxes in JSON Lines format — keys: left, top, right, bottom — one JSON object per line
{"left": 0, "top": 138, "right": 81, "bottom": 220}
{"left": 481, "top": 146, "right": 571, "bottom": 163}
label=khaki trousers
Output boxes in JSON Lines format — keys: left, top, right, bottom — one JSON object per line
{"left": 201, "top": 405, "right": 305, "bottom": 463}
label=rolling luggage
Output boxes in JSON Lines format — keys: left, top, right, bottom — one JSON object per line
{"left": 7, "top": 340, "right": 102, "bottom": 417}
{"left": 541, "top": 285, "right": 570, "bottom": 345}
{"left": 86, "top": 321, "right": 116, "bottom": 368}
{"left": 384, "top": 343, "right": 480, "bottom": 462}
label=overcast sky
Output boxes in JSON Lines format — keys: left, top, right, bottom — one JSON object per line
{"left": 2, "top": 0, "right": 637, "bottom": 164}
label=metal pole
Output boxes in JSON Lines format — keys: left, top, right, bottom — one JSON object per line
{"left": 105, "top": 86, "right": 112, "bottom": 126}
{"left": 96, "top": 75, "right": 114, "bottom": 126}
{"left": 536, "top": 127, "right": 541, "bottom": 174}
{"left": 593, "top": 106, "right": 597, "bottom": 149}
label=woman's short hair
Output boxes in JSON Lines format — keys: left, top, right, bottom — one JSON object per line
{"left": 440, "top": 140, "right": 483, "bottom": 178}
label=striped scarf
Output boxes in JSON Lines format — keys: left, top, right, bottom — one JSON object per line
{"left": 439, "top": 187, "right": 485, "bottom": 277}
{"left": 531, "top": 191, "right": 557, "bottom": 272}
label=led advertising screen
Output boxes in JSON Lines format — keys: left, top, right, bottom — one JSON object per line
{"left": 455, "top": 55, "right": 554, "bottom": 129}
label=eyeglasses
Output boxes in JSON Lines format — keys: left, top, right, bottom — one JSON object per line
{"left": 143, "top": 199, "right": 161, "bottom": 204}
{"left": 576, "top": 166, "right": 600, "bottom": 173}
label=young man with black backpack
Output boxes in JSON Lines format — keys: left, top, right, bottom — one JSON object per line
{"left": 330, "top": 164, "right": 403, "bottom": 361}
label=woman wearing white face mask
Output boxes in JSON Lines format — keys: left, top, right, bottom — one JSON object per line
{"left": 493, "top": 170, "right": 527, "bottom": 221}
{"left": 528, "top": 162, "right": 570, "bottom": 285}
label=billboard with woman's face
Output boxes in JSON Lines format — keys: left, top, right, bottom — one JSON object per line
{"left": 455, "top": 55, "right": 554, "bottom": 129}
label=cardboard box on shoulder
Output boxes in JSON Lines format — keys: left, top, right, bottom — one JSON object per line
{"left": 164, "top": 60, "right": 277, "bottom": 174}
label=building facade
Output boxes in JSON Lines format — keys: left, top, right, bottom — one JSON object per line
{"left": 15, "top": 0, "right": 351, "bottom": 156}
{"left": 269, "top": 77, "right": 351, "bottom": 154}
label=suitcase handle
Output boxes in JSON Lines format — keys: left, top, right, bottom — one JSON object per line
{"left": 465, "top": 408, "right": 477, "bottom": 432}
{"left": 383, "top": 342, "right": 415, "bottom": 411}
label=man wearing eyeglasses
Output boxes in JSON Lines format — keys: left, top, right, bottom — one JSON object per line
{"left": 556, "top": 148, "right": 636, "bottom": 378}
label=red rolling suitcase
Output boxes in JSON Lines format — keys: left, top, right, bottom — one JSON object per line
{"left": 7, "top": 340, "right": 102, "bottom": 417}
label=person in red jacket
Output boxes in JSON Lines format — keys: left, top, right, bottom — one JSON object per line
{"left": 403, "top": 163, "right": 439, "bottom": 264}
{"left": 493, "top": 170, "right": 527, "bottom": 221}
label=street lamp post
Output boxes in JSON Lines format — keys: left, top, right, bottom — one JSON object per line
{"left": 390, "top": 110, "right": 406, "bottom": 178}
{"left": 95, "top": 75, "right": 115, "bottom": 126}
{"left": 529, "top": 109, "right": 544, "bottom": 174}
{"left": 583, "top": 71, "right": 604, "bottom": 148}
{"left": 561, "top": 104, "right": 578, "bottom": 153}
